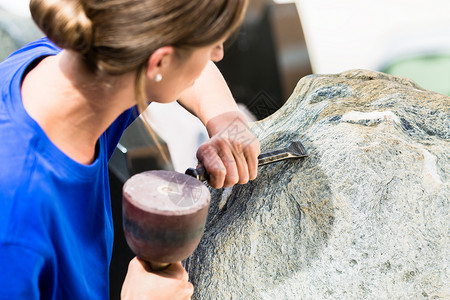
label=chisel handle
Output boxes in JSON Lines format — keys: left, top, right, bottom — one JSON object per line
{"left": 185, "top": 166, "right": 208, "bottom": 182}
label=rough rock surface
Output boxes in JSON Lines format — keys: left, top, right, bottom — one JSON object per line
{"left": 185, "top": 70, "right": 449, "bottom": 299}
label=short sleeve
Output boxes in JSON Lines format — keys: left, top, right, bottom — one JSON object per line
{"left": 0, "top": 244, "right": 46, "bottom": 299}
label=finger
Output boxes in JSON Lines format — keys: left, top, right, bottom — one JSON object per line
{"left": 132, "top": 257, "right": 149, "bottom": 274}
{"left": 215, "top": 140, "right": 239, "bottom": 187}
{"left": 162, "top": 261, "right": 189, "bottom": 281}
{"left": 196, "top": 143, "right": 226, "bottom": 188}
{"left": 229, "top": 140, "right": 249, "bottom": 184}
{"left": 243, "top": 150, "right": 257, "bottom": 181}
{"left": 176, "top": 281, "right": 194, "bottom": 300}
{"left": 244, "top": 141, "right": 260, "bottom": 181}
{"left": 184, "top": 282, "right": 194, "bottom": 298}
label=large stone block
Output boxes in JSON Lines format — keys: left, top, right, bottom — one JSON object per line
{"left": 185, "top": 70, "right": 449, "bottom": 299}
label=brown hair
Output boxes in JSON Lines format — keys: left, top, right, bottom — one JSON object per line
{"left": 29, "top": 0, "right": 248, "bottom": 111}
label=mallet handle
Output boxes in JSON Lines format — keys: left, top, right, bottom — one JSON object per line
{"left": 143, "top": 260, "right": 171, "bottom": 272}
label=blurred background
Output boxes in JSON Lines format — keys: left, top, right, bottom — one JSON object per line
{"left": 2, "top": 0, "right": 449, "bottom": 298}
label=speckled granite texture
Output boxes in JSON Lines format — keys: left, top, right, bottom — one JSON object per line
{"left": 186, "top": 70, "right": 449, "bottom": 299}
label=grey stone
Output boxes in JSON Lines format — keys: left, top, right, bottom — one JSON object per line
{"left": 185, "top": 70, "right": 449, "bottom": 299}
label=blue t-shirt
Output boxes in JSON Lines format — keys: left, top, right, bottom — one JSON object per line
{"left": 0, "top": 38, "right": 135, "bottom": 299}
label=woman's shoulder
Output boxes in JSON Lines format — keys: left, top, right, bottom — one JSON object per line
{"left": 0, "top": 37, "right": 61, "bottom": 111}
{"left": 0, "top": 37, "right": 61, "bottom": 86}
{"left": 6, "top": 37, "right": 61, "bottom": 60}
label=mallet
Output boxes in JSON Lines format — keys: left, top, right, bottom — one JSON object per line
{"left": 122, "top": 170, "right": 210, "bottom": 271}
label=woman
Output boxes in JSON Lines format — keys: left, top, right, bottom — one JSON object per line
{"left": 0, "top": 0, "right": 259, "bottom": 299}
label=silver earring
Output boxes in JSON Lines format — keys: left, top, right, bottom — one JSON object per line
{"left": 154, "top": 74, "right": 162, "bottom": 82}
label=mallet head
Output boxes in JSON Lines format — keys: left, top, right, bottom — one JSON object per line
{"left": 122, "top": 170, "right": 210, "bottom": 269}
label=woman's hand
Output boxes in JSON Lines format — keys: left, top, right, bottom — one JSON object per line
{"left": 196, "top": 111, "right": 261, "bottom": 188}
{"left": 121, "top": 258, "right": 193, "bottom": 300}
{"left": 177, "top": 62, "right": 260, "bottom": 188}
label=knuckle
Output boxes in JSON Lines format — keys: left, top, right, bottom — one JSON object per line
{"left": 197, "top": 142, "right": 209, "bottom": 152}
{"left": 212, "top": 169, "right": 227, "bottom": 182}
{"left": 128, "top": 258, "right": 138, "bottom": 271}
{"left": 230, "top": 138, "right": 243, "bottom": 148}
{"left": 209, "top": 178, "right": 223, "bottom": 189}
{"left": 249, "top": 170, "right": 258, "bottom": 180}
{"left": 217, "top": 139, "right": 231, "bottom": 152}
{"left": 197, "top": 143, "right": 214, "bottom": 158}
{"left": 208, "top": 168, "right": 226, "bottom": 189}
{"left": 184, "top": 282, "right": 194, "bottom": 298}
{"left": 181, "top": 270, "right": 189, "bottom": 282}
{"left": 237, "top": 168, "right": 250, "bottom": 184}
{"left": 249, "top": 142, "right": 260, "bottom": 154}
{"left": 238, "top": 173, "right": 250, "bottom": 184}
{"left": 225, "top": 175, "right": 239, "bottom": 186}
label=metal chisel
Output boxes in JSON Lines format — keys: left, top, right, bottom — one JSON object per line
{"left": 185, "top": 141, "right": 308, "bottom": 182}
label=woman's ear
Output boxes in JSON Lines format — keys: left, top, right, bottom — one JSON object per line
{"left": 146, "top": 46, "right": 174, "bottom": 80}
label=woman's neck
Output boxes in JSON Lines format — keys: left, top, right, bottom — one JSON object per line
{"left": 21, "top": 50, "right": 137, "bottom": 165}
